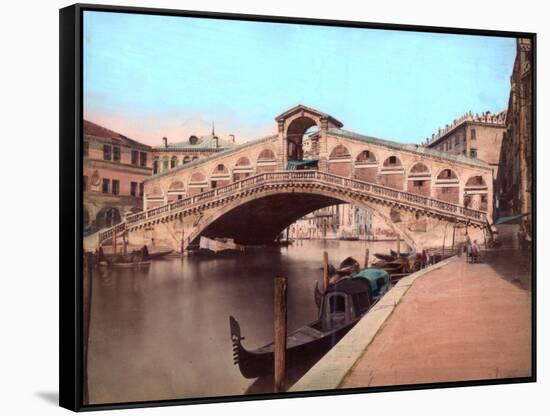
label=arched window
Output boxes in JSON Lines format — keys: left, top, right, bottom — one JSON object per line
{"left": 257, "top": 149, "right": 275, "bottom": 161}
{"left": 183, "top": 156, "right": 191, "bottom": 164}
{"left": 329, "top": 145, "right": 351, "bottom": 159}
{"left": 355, "top": 150, "right": 377, "bottom": 164}
{"left": 383, "top": 156, "right": 402, "bottom": 167}
{"left": 153, "top": 157, "right": 159, "bottom": 174}
{"left": 170, "top": 156, "right": 178, "bottom": 168}
{"left": 162, "top": 156, "right": 169, "bottom": 171}
{"left": 437, "top": 168, "right": 458, "bottom": 180}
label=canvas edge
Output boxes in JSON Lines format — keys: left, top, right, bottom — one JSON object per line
{"left": 58, "top": 2, "right": 538, "bottom": 412}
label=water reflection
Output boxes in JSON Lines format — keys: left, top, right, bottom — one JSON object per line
{"left": 88, "top": 239, "right": 394, "bottom": 404}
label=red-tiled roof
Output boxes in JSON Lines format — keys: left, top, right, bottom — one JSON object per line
{"left": 83, "top": 120, "right": 151, "bottom": 150}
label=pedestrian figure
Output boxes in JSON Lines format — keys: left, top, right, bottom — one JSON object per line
{"left": 465, "top": 232, "right": 472, "bottom": 262}
{"left": 471, "top": 240, "right": 480, "bottom": 263}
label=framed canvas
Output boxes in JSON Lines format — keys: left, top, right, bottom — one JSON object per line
{"left": 59, "top": 3, "right": 536, "bottom": 411}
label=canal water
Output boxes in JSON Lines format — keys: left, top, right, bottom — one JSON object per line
{"left": 88, "top": 239, "right": 395, "bottom": 404}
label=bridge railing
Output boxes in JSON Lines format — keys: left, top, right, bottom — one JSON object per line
{"left": 98, "top": 170, "right": 488, "bottom": 245}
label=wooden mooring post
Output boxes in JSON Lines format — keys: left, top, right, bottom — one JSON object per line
{"left": 274, "top": 275, "right": 287, "bottom": 393}
{"left": 323, "top": 251, "right": 329, "bottom": 292}
{"left": 364, "top": 248, "right": 370, "bottom": 268}
{"left": 112, "top": 229, "right": 117, "bottom": 255}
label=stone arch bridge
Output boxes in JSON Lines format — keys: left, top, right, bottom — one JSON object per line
{"left": 88, "top": 105, "right": 494, "bottom": 252}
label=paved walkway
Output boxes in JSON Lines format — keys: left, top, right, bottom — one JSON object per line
{"left": 341, "top": 250, "right": 532, "bottom": 388}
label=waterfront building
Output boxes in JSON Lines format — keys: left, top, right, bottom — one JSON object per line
{"left": 83, "top": 120, "right": 153, "bottom": 233}
{"left": 423, "top": 110, "right": 506, "bottom": 180}
{"left": 152, "top": 129, "right": 237, "bottom": 175}
{"left": 495, "top": 38, "right": 533, "bottom": 240}
{"left": 287, "top": 203, "right": 396, "bottom": 240}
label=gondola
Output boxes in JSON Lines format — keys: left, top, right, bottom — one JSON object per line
{"left": 230, "top": 269, "right": 391, "bottom": 379}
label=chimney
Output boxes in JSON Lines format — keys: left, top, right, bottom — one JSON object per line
{"left": 162, "top": 137, "right": 168, "bottom": 149}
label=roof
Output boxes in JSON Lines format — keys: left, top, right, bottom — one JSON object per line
{"left": 144, "top": 134, "right": 278, "bottom": 182}
{"left": 154, "top": 134, "right": 236, "bottom": 151}
{"left": 83, "top": 120, "right": 151, "bottom": 150}
{"left": 328, "top": 128, "right": 492, "bottom": 170}
{"left": 275, "top": 104, "right": 344, "bottom": 128}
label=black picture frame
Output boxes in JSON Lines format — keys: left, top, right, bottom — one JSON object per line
{"left": 60, "top": 3, "right": 536, "bottom": 412}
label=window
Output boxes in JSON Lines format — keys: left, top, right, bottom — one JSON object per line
{"left": 217, "top": 164, "right": 224, "bottom": 172}
{"left": 470, "top": 128, "right": 477, "bottom": 141}
{"left": 170, "top": 156, "right": 177, "bottom": 168}
{"left": 130, "top": 182, "right": 138, "bottom": 197}
{"left": 103, "top": 144, "right": 112, "bottom": 161}
{"left": 140, "top": 152, "right": 147, "bottom": 167}
{"left": 131, "top": 150, "right": 139, "bottom": 165}
{"left": 102, "top": 178, "right": 110, "bottom": 193}
{"left": 83, "top": 141, "right": 89, "bottom": 157}
{"left": 455, "top": 136, "right": 460, "bottom": 146}
{"left": 153, "top": 158, "right": 159, "bottom": 174}
{"left": 83, "top": 176, "right": 88, "bottom": 191}
{"left": 470, "top": 148, "right": 478, "bottom": 158}
{"left": 112, "top": 180, "right": 120, "bottom": 195}
{"left": 139, "top": 183, "right": 144, "bottom": 197}
{"left": 113, "top": 146, "right": 121, "bottom": 162}
{"left": 389, "top": 156, "right": 396, "bottom": 164}
{"left": 163, "top": 158, "right": 169, "bottom": 171}
{"left": 414, "top": 180, "right": 424, "bottom": 187}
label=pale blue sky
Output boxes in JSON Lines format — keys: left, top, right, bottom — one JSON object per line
{"left": 83, "top": 11, "right": 516, "bottom": 145}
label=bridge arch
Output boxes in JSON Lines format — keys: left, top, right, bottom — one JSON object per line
{"left": 167, "top": 180, "right": 185, "bottom": 203}
{"left": 185, "top": 188, "right": 417, "bottom": 250}
{"left": 210, "top": 163, "right": 231, "bottom": 188}
{"left": 286, "top": 115, "right": 320, "bottom": 161}
{"left": 188, "top": 171, "right": 208, "bottom": 195}
{"left": 464, "top": 175, "right": 489, "bottom": 211}
{"left": 328, "top": 144, "right": 352, "bottom": 177}
{"left": 256, "top": 148, "right": 277, "bottom": 173}
{"left": 434, "top": 168, "right": 460, "bottom": 204}
{"left": 233, "top": 156, "right": 253, "bottom": 181}
{"left": 380, "top": 155, "right": 405, "bottom": 190}
{"left": 407, "top": 162, "right": 432, "bottom": 196}
{"left": 145, "top": 185, "right": 165, "bottom": 209}
{"left": 354, "top": 149, "right": 378, "bottom": 183}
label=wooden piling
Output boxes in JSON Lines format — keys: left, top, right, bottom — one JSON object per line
{"left": 274, "top": 275, "right": 287, "bottom": 393}
{"left": 323, "top": 251, "right": 329, "bottom": 292}
{"left": 122, "top": 230, "right": 127, "bottom": 257}
{"left": 364, "top": 248, "right": 370, "bottom": 268}
{"left": 112, "top": 229, "right": 117, "bottom": 255}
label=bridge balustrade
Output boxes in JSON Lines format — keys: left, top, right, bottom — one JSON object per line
{"left": 95, "top": 170, "right": 488, "bottom": 245}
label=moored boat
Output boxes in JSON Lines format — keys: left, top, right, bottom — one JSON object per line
{"left": 230, "top": 268, "right": 391, "bottom": 379}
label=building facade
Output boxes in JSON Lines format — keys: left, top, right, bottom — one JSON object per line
{"left": 423, "top": 110, "right": 506, "bottom": 179}
{"left": 287, "top": 203, "right": 397, "bottom": 240}
{"left": 495, "top": 38, "right": 533, "bottom": 240}
{"left": 152, "top": 131, "right": 237, "bottom": 175}
{"left": 83, "top": 120, "right": 153, "bottom": 233}
{"left": 422, "top": 110, "right": 506, "bottom": 214}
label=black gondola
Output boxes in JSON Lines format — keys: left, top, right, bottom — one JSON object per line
{"left": 230, "top": 276, "right": 381, "bottom": 379}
